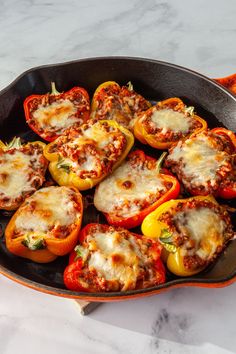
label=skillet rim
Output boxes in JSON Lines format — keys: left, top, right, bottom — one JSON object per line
{"left": 0, "top": 56, "right": 235, "bottom": 301}
{"left": 0, "top": 56, "right": 235, "bottom": 100}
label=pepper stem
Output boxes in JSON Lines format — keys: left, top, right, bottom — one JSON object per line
{"left": 51, "top": 82, "right": 60, "bottom": 95}
{"left": 184, "top": 106, "right": 195, "bottom": 116}
{"left": 6, "top": 137, "right": 22, "bottom": 150}
{"left": 127, "top": 81, "right": 134, "bottom": 91}
{"left": 156, "top": 152, "right": 167, "bottom": 174}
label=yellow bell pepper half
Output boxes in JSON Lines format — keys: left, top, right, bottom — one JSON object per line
{"left": 141, "top": 195, "right": 218, "bottom": 277}
{"left": 44, "top": 120, "right": 134, "bottom": 191}
{"left": 91, "top": 81, "right": 120, "bottom": 114}
{"left": 91, "top": 81, "right": 152, "bottom": 129}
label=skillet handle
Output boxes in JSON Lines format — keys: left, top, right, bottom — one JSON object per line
{"left": 214, "top": 73, "right": 236, "bottom": 95}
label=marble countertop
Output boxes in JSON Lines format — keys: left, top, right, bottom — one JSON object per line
{"left": 0, "top": 0, "right": 236, "bottom": 353}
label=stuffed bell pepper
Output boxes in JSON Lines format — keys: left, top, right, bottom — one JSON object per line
{"left": 44, "top": 119, "right": 134, "bottom": 190}
{"left": 142, "top": 196, "right": 234, "bottom": 276}
{"left": 134, "top": 97, "right": 207, "bottom": 149}
{"left": 94, "top": 150, "right": 180, "bottom": 229}
{"left": 90, "top": 81, "right": 151, "bottom": 129}
{"left": 5, "top": 186, "right": 83, "bottom": 263}
{"left": 64, "top": 223, "right": 166, "bottom": 292}
{"left": 24, "top": 82, "right": 90, "bottom": 141}
{"left": 165, "top": 128, "right": 236, "bottom": 198}
{"left": 0, "top": 137, "right": 48, "bottom": 210}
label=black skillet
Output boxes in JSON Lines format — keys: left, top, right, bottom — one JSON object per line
{"left": 0, "top": 57, "right": 235, "bottom": 301}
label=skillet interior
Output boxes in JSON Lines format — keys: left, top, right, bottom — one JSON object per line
{"left": 0, "top": 57, "right": 235, "bottom": 301}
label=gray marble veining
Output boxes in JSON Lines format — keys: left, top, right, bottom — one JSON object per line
{"left": 0, "top": 0, "right": 236, "bottom": 91}
{"left": 0, "top": 1, "right": 236, "bottom": 353}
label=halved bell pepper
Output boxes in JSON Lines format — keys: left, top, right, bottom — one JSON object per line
{"left": 44, "top": 120, "right": 134, "bottom": 191}
{"left": 218, "top": 183, "right": 236, "bottom": 199}
{"left": 134, "top": 97, "right": 207, "bottom": 149}
{"left": 0, "top": 137, "right": 48, "bottom": 210}
{"left": 94, "top": 150, "right": 180, "bottom": 229}
{"left": 211, "top": 127, "right": 236, "bottom": 199}
{"left": 5, "top": 186, "right": 83, "bottom": 263}
{"left": 141, "top": 195, "right": 233, "bottom": 276}
{"left": 211, "top": 127, "right": 236, "bottom": 152}
{"left": 64, "top": 223, "right": 166, "bottom": 292}
{"left": 24, "top": 82, "right": 90, "bottom": 142}
{"left": 215, "top": 73, "right": 236, "bottom": 94}
{"left": 119, "top": 81, "right": 152, "bottom": 114}
{"left": 91, "top": 81, "right": 151, "bottom": 129}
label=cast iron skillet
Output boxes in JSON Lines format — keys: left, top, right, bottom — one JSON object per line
{"left": 0, "top": 57, "right": 235, "bottom": 301}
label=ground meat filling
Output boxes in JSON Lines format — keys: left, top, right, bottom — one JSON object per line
{"left": 12, "top": 187, "right": 82, "bottom": 241}
{"left": 119, "top": 86, "right": 150, "bottom": 115}
{"left": 92, "top": 84, "right": 150, "bottom": 129}
{"left": 28, "top": 90, "right": 90, "bottom": 138}
{"left": 165, "top": 131, "right": 233, "bottom": 195}
{"left": 50, "top": 120, "right": 127, "bottom": 180}
{"left": 92, "top": 85, "right": 132, "bottom": 128}
{"left": 94, "top": 151, "right": 170, "bottom": 219}
{"left": 140, "top": 103, "right": 202, "bottom": 142}
{"left": 158, "top": 199, "right": 234, "bottom": 271}
{"left": 74, "top": 224, "right": 163, "bottom": 292}
{"left": 0, "top": 143, "right": 47, "bottom": 209}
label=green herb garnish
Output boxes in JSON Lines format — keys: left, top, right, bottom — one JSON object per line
{"left": 74, "top": 245, "right": 83, "bottom": 258}
{"left": 156, "top": 152, "right": 167, "bottom": 174}
{"left": 184, "top": 106, "right": 195, "bottom": 116}
{"left": 56, "top": 156, "right": 71, "bottom": 173}
{"left": 22, "top": 235, "right": 45, "bottom": 251}
{"left": 159, "top": 228, "right": 177, "bottom": 253}
{"left": 74, "top": 245, "right": 89, "bottom": 261}
{"left": 6, "top": 137, "right": 22, "bottom": 150}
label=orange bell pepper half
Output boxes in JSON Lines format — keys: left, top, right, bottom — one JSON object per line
{"left": 211, "top": 127, "right": 236, "bottom": 151}
{"left": 5, "top": 186, "right": 83, "bottom": 263}
{"left": 134, "top": 97, "right": 207, "bottom": 149}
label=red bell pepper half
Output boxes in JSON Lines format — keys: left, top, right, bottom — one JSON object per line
{"left": 212, "top": 127, "right": 236, "bottom": 199}
{"left": 64, "top": 223, "right": 166, "bottom": 292}
{"left": 24, "top": 82, "right": 90, "bottom": 141}
{"left": 94, "top": 150, "right": 180, "bottom": 229}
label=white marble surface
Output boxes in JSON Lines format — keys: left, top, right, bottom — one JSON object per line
{"left": 0, "top": 0, "right": 236, "bottom": 353}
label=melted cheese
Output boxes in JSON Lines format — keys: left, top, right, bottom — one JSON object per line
{"left": 33, "top": 99, "right": 78, "bottom": 132}
{"left": 82, "top": 123, "right": 115, "bottom": 149}
{"left": 0, "top": 150, "right": 42, "bottom": 200}
{"left": 59, "top": 121, "right": 124, "bottom": 176}
{"left": 94, "top": 160, "right": 165, "bottom": 217}
{"left": 59, "top": 154, "right": 99, "bottom": 174}
{"left": 79, "top": 155, "right": 98, "bottom": 172}
{"left": 150, "top": 109, "right": 191, "bottom": 133}
{"left": 174, "top": 207, "right": 225, "bottom": 260}
{"left": 66, "top": 123, "right": 115, "bottom": 151}
{"left": 14, "top": 186, "right": 80, "bottom": 236}
{"left": 87, "top": 230, "right": 144, "bottom": 290}
{"left": 168, "top": 134, "right": 227, "bottom": 185}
